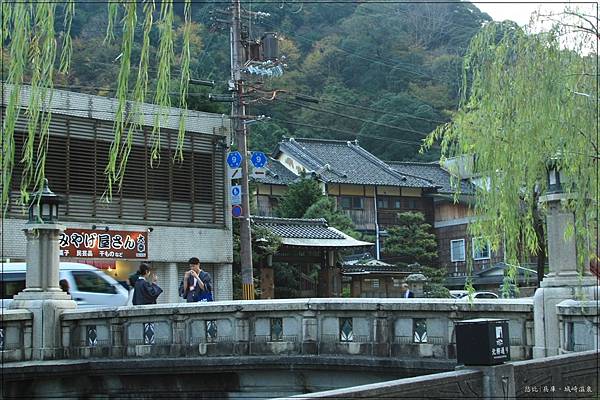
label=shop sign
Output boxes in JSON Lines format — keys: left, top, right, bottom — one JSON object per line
{"left": 59, "top": 229, "right": 148, "bottom": 259}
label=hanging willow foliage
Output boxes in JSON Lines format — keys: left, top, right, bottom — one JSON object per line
{"left": 424, "top": 17, "right": 598, "bottom": 289}
{"left": 151, "top": 0, "right": 175, "bottom": 168}
{"left": 1, "top": 0, "right": 194, "bottom": 211}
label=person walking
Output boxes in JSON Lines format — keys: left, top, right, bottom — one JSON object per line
{"left": 401, "top": 283, "right": 414, "bottom": 298}
{"left": 132, "top": 263, "right": 163, "bottom": 305}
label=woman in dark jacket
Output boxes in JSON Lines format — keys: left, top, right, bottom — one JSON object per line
{"left": 132, "top": 263, "right": 163, "bottom": 305}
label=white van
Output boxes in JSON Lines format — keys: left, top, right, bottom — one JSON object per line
{"left": 1, "top": 262, "right": 129, "bottom": 308}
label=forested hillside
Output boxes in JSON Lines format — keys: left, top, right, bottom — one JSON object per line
{"left": 52, "top": 1, "right": 491, "bottom": 161}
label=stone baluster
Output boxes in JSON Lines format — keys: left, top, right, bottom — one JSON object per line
{"left": 110, "top": 318, "right": 125, "bottom": 358}
{"left": 301, "top": 309, "right": 318, "bottom": 354}
{"left": 235, "top": 311, "right": 249, "bottom": 355}
{"left": 373, "top": 309, "right": 390, "bottom": 357}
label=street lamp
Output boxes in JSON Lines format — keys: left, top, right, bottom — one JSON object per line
{"left": 28, "top": 179, "right": 61, "bottom": 223}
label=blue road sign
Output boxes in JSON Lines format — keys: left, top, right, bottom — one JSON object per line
{"left": 250, "top": 151, "right": 267, "bottom": 168}
{"left": 232, "top": 204, "right": 243, "bottom": 218}
{"left": 227, "top": 151, "right": 242, "bottom": 169}
{"left": 231, "top": 185, "right": 242, "bottom": 205}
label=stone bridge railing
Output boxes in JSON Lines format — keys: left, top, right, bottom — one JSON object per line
{"left": 2, "top": 298, "right": 538, "bottom": 363}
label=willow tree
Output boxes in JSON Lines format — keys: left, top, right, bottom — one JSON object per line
{"left": 1, "top": 0, "right": 193, "bottom": 211}
{"left": 425, "top": 14, "right": 598, "bottom": 291}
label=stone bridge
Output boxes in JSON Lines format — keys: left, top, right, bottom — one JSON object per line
{"left": 2, "top": 297, "right": 599, "bottom": 399}
{"left": 3, "top": 298, "right": 535, "bottom": 363}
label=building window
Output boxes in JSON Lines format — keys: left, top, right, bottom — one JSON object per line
{"left": 364, "top": 278, "right": 380, "bottom": 289}
{"left": 377, "top": 196, "right": 402, "bottom": 209}
{"left": 450, "top": 239, "right": 465, "bottom": 262}
{"left": 377, "top": 197, "right": 389, "bottom": 209}
{"left": 406, "top": 198, "right": 418, "bottom": 209}
{"left": 340, "top": 196, "right": 364, "bottom": 210}
{"left": 472, "top": 237, "right": 491, "bottom": 260}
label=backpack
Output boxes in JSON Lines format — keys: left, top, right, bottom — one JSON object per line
{"left": 128, "top": 272, "right": 140, "bottom": 287}
{"left": 178, "top": 279, "right": 186, "bottom": 298}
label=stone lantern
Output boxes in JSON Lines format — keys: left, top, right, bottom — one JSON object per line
{"left": 10, "top": 179, "right": 76, "bottom": 360}
{"left": 533, "top": 158, "right": 596, "bottom": 358}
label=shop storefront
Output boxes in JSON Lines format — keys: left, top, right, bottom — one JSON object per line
{"left": 3, "top": 86, "right": 234, "bottom": 302}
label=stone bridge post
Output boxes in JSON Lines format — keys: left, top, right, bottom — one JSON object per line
{"left": 235, "top": 311, "right": 250, "bottom": 355}
{"left": 533, "top": 193, "right": 597, "bottom": 358}
{"left": 110, "top": 318, "right": 126, "bottom": 358}
{"left": 373, "top": 309, "right": 390, "bottom": 357}
{"left": 301, "top": 309, "right": 318, "bottom": 354}
{"left": 171, "top": 311, "right": 188, "bottom": 356}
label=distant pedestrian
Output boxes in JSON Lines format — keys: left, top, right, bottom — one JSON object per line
{"left": 59, "top": 279, "right": 70, "bottom": 295}
{"left": 132, "top": 263, "right": 163, "bottom": 305}
{"left": 401, "top": 283, "right": 414, "bottom": 298}
{"left": 182, "top": 257, "right": 205, "bottom": 303}
{"left": 182, "top": 257, "right": 213, "bottom": 302}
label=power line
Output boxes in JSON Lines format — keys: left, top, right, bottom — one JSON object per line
{"left": 279, "top": 97, "right": 435, "bottom": 138}
{"left": 270, "top": 116, "right": 439, "bottom": 149}
{"left": 252, "top": 85, "right": 448, "bottom": 124}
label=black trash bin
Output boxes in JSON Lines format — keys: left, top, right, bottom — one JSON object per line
{"left": 455, "top": 318, "right": 510, "bottom": 366}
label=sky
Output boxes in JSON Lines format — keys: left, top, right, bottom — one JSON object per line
{"left": 472, "top": 1, "right": 596, "bottom": 27}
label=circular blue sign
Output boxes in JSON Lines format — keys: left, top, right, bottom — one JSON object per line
{"left": 250, "top": 151, "right": 267, "bottom": 168}
{"left": 232, "top": 205, "right": 243, "bottom": 218}
{"left": 227, "top": 151, "right": 242, "bottom": 169}
{"left": 232, "top": 186, "right": 240, "bottom": 196}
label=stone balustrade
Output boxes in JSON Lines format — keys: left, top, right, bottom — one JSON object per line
{"left": 0, "top": 309, "right": 33, "bottom": 362}
{"left": 38, "top": 298, "right": 535, "bottom": 362}
{"left": 557, "top": 299, "right": 599, "bottom": 353}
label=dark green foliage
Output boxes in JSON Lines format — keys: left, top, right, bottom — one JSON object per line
{"left": 49, "top": 1, "right": 490, "bottom": 162}
{"left": 274, "top": 263, "right": 302, "bottom": 299}
{"left": 303, "top": 197, "right": 357, "bottom": 237}
{"left": 422, "top": 266, "right": 451, "bottom": 298}
{"left": 383, "top": 211, "right": 438, "bottom": 266}
{"left": 275, "top": 177, "right": 322, "bottom": 218}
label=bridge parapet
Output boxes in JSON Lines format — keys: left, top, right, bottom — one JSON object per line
{"left": 48, "top": 298, "right": 536, "bottom": 362}
{"left": 0, "top": 309, "right": 33, "bottom": 362}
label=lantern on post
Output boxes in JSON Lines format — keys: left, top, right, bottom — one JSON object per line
{"left": 545, "top": 157, "right": 564, "bottom": 195}
{"left": 28, "top": 179, "right": 61, "bottom": 224}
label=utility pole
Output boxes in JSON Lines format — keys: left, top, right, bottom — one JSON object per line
{"left": 231, "top": 0, "right": 255, "bottom": 300}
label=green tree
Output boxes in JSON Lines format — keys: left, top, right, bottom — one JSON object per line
{"left": 425, "top": 14, "right": 598, "bottom": 288}
{"left": 303, "top": 197, "right": 357, "bottom": 237}
{"left": 422, "top": 266, "right": 451, "bottom": 298}
{"left": 275, "top": 177, "right": 323, "bottom": 218}
{"left": 382, "top": 211, "right": 438, "bottom": 267}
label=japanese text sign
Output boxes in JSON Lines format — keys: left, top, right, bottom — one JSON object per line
{"left": 59, "top": 229, "right": 148, "bottom": 259}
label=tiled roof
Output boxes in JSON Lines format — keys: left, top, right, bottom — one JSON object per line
{"left": 251, "top": 216, "right": 372, "bottom": 248}
{"left": 387, "top": 161, "right": 475, "bottom": 195}
{"left": 253, "top": 217, "right": 344, "bottom": 239}
{"left": 251, "top": 157, "right": 299, "bottom": 185}
{"left": 273, "top": 138, "right": 436, "bottom": 188}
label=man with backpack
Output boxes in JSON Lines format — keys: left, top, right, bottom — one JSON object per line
{"left": 180, "top": 257, "right": 213, "bottom": 302}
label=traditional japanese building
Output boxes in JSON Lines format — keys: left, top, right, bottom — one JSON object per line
{"left": 250, "top": 216, "right": 372, "bottom": 298}
{"left": 2, "top": 85, "right": 233, "bottom": 302}
{"left": 253, "top": 137, "right": 437, "bottom": 260}
{"left": 389, "top": 161, "right": 508, "bottom": 287}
